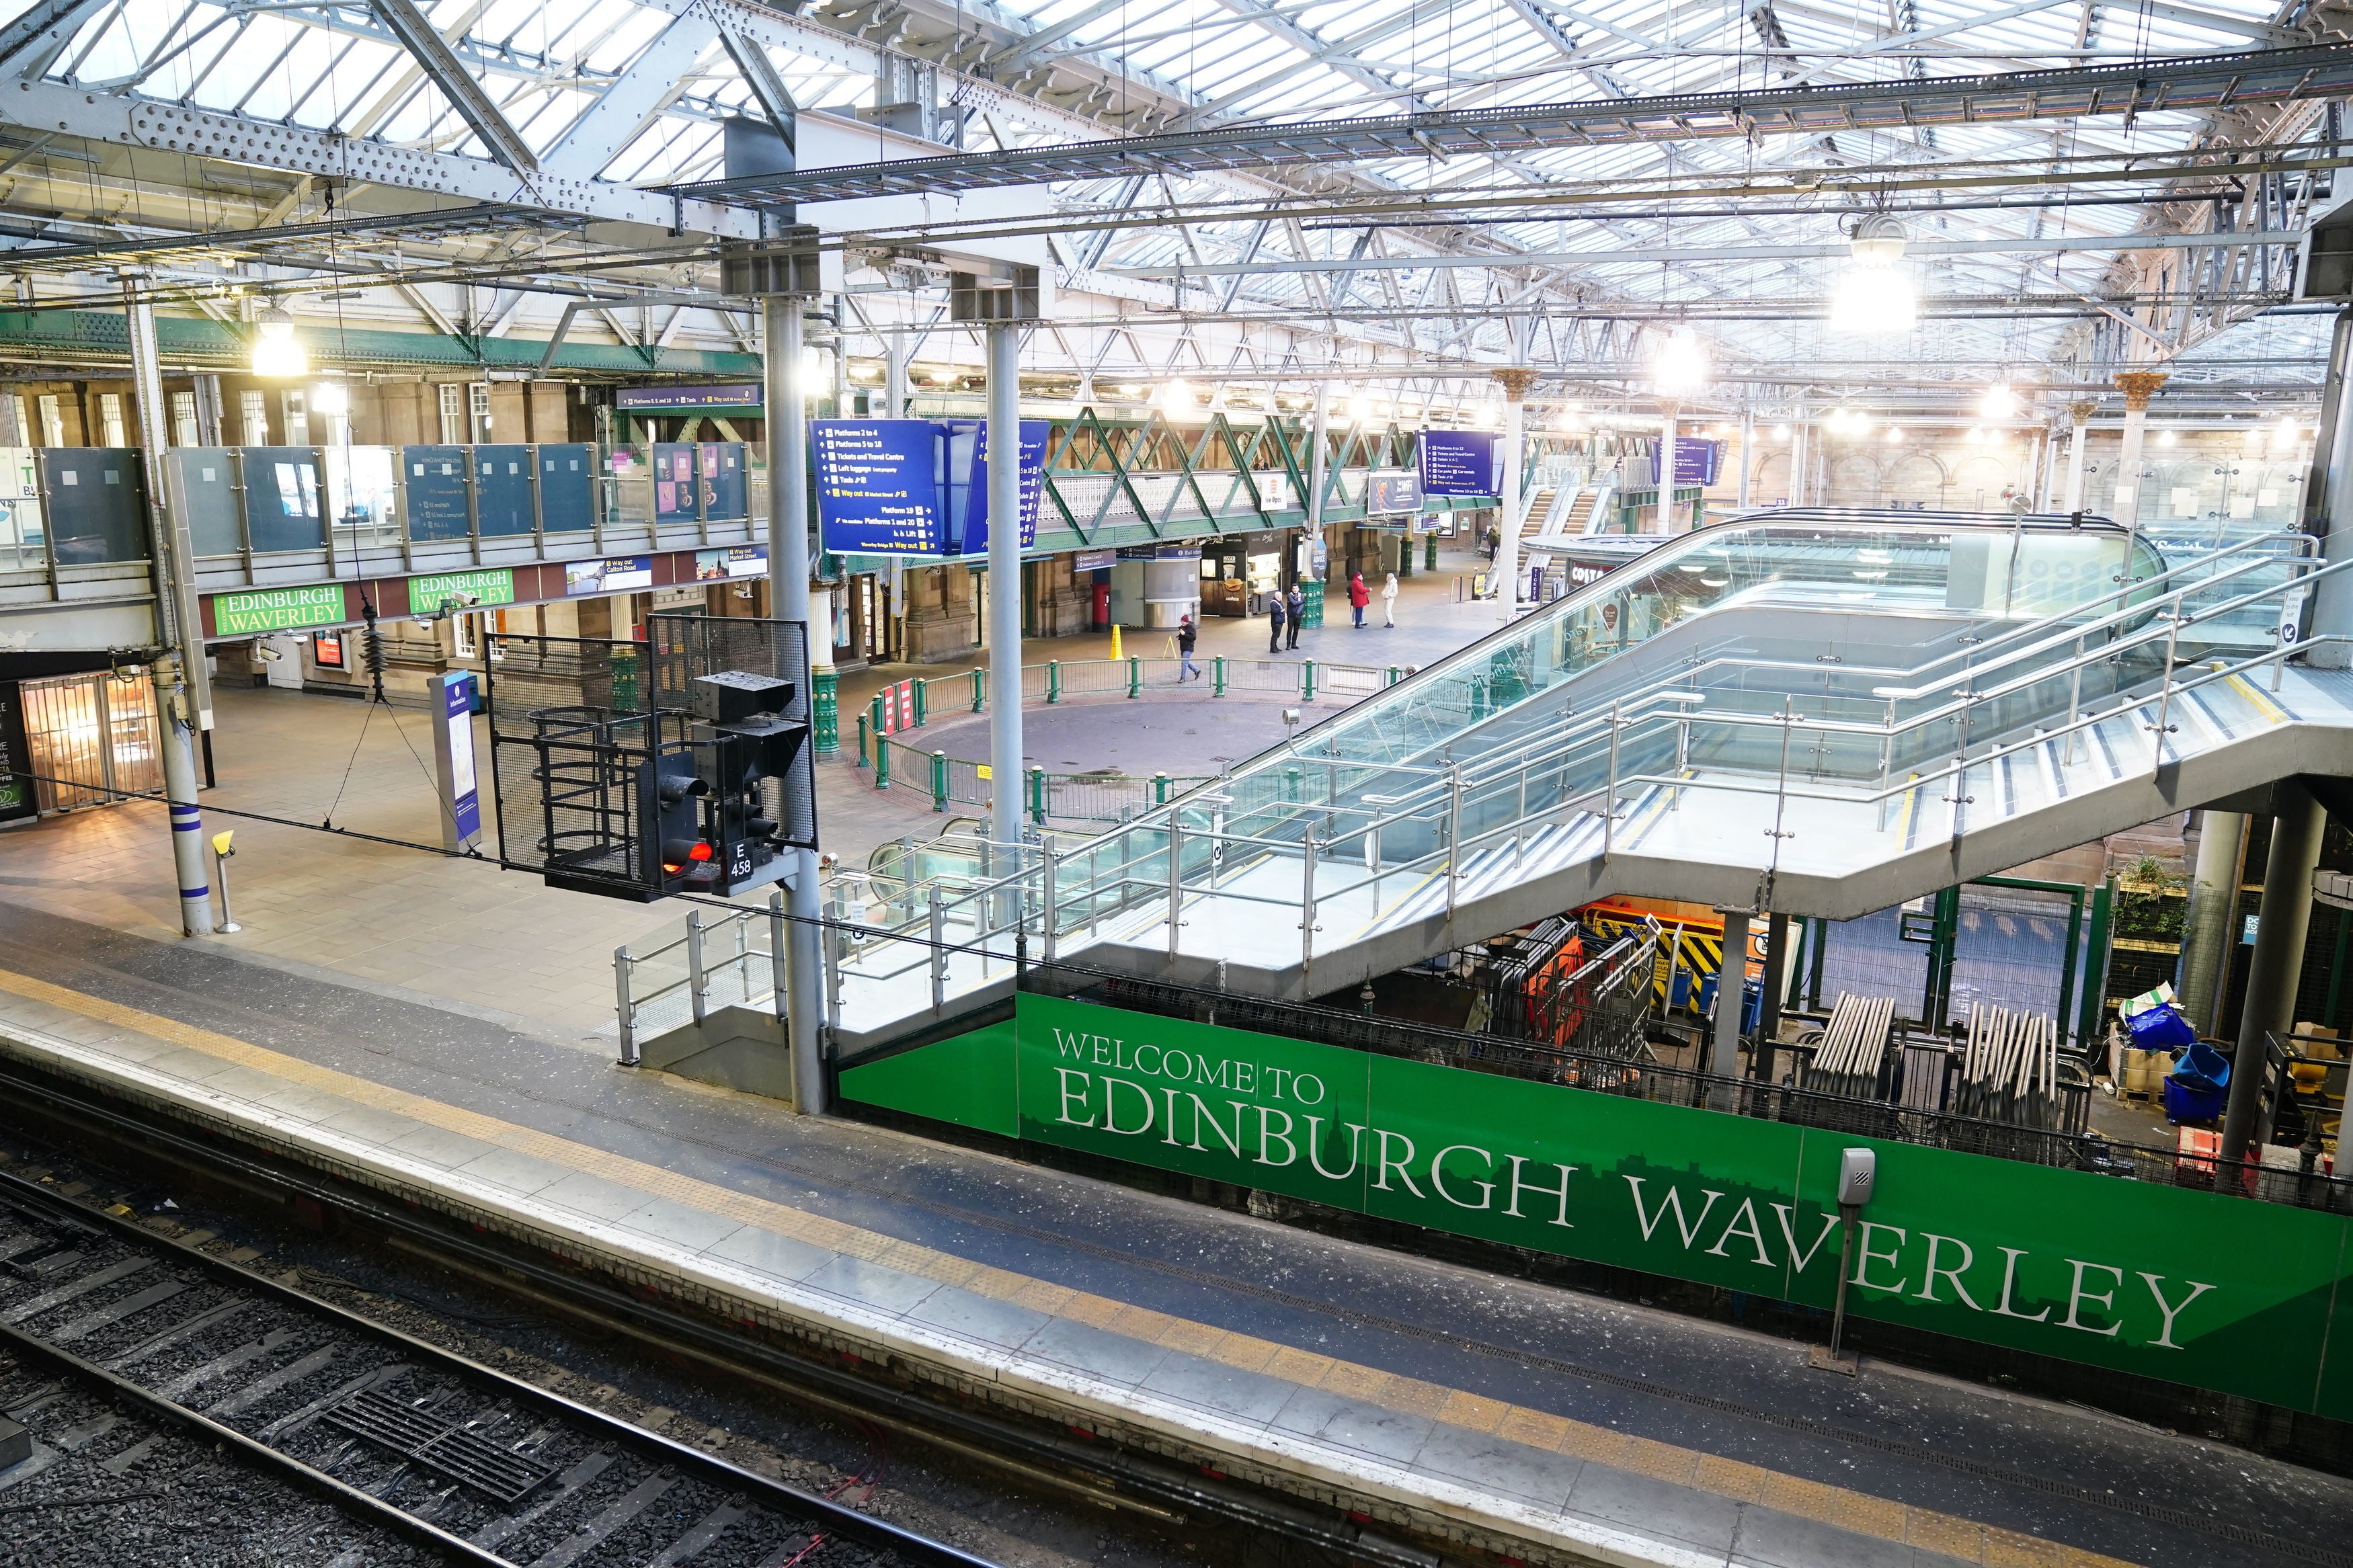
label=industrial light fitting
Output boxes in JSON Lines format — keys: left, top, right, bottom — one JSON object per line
{"left": 311, "top": 381, "right": 350, "bottom": 417}
{"left": 1650, "top": 327, "right": 1708, "bottom": 397}
{"left": 1828, "top": 218, "right": 1916, "bottom": 335}
{"left": 251, "top": 308, "right": 306, "bottom": 378}
{"left": 1979, "top": 382, "right": 2018, "bottom": 420}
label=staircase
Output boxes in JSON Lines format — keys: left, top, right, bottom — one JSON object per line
{"left": 807, "top": 511, "right": 2345, "bottom": 1048}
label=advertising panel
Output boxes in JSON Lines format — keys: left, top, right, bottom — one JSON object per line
{"left": 407, "top": 567, "right": 516, "bottom": 612}
{"left": 695, "top": 546, "right": 767, "bottom": 580}
{"left": 566, "top": 556, "right": 653, "bottom": 595}
{"left": 842, "top": 994, "right": 2353, "bottom": 1417}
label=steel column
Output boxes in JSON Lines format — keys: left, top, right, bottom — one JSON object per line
{"left": 123, "top": 276, "right": 212, "bottom": 938}
{"left": 2304, "top": 308, "right": 2353, "bottom": 668}
{"left": 1709, "top": 907, "right": 1751, "bottom": 1081}
{"left": 2179, "top": 809, "right": 2247, "bottom": 1038}
{"left": 986, "top": 320, "right": 1025, "bottom": 858}
{"left": 764, "top": 294, "right": 828, "bottom": 1114}
{"left": 2222, "top": 782, "right": 2326, "bottom": 1165}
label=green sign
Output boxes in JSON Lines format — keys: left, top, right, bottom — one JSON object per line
{"left": 843, "top": 995, "right": 2353, "bottom": 1418}
{"left": 210, "top": 583, "right": 345, "bottom": 636}
{"left": 408, "top": 567, "right": 516, "bottom": 612}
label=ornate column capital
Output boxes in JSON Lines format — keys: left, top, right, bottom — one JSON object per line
{"left": 1492, "top": 368, "right": 1538, "bottom": 403}
{"left": 2067, "top": 400, "right": 2099, "bottom": 426}
{"left": 2112, "top": 371, "right": 2169, "bottom": 413}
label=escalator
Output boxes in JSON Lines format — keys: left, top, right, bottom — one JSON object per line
{"left": 824, "top": 509, "right": 2352, "bottom": 1048}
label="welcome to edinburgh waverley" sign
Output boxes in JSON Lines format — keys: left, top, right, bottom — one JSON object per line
{"left": 842, "top": 993, "right": 2353, "bottom": 1417}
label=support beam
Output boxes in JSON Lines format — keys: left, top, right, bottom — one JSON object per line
{"left": 2180, "top": 810, "right": 2247, "bottom": 1040}
{"left": 1495, "top": 368, "right": 1533, "bottom": 619}
{"left": 122, "top": 275, "right": 212, "bottom": 939}
{"left": 2222, "top": 784, "right": 2325, "bottom": 1166}
{"left": 718, "top": 28, "right": 801, "bottom": 142}
{"left": 987, "top": 320, "right": 1025, "bottom": 857}
{"left": 1710, "top": 907, "right": 1752, "bottom": 1081}
{"left": 764, "top": 295, "right": 827, "bottom": 1116}
{"left": 370, "top": 0, "right": 539, "bottom": 173}
{"left": 0, "top": 0, "right": 109, "bottom": 79}
{"left": 541, "top": 14, "right": 721, "bottom": 180}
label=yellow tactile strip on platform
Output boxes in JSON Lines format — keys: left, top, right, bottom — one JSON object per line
{"left": 0, "top": 966, "right": 2139, "bottom": 1568}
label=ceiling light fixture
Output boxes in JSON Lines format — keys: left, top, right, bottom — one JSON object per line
{"left": 1829, "top": 217, "right": 1916, "bottom": 335}
{"left": 251, "top": 308, "right": 305, "bottom": 378}
{"left": 1979, "top": 381, "right": 2018, "bottom": 421}
{"left": 1651, "top": 327, "right": 1708, "bottom": 397}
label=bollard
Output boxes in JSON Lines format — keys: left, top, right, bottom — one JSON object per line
{"left": 686, "top": 910, "right": 709, "bottom": 1026}
{"left": 1154, "top": 771, "right": 1170, "bottom": 807}
{"left": 855, "top": 712, "right": 871, "bottom": 769}
{"left": 875, "top": 736, "right": 892, "bottom": 790}
{"left": 971, "top": 668, "right": 986, "bottom": 712}
{"left": 1047, "top": 661, "right": 1061, "bottom": 704}
{"left": 930, "top": 750, "right": 949, "bottom": 812}
{"left": 1027, "top": 764, "right": 1047, "bottom": 825}
{"left": 913, "top": 677, "right": 928, "bottom": 727}
{"left": 1302, "top": 660, "right": 1316, "bottom": 702}
{"left": 1212, "top": 655, "right": 1226, "bottom": 697}
{"left": 209, "top": 829, "right": 241, "bottom": 933}
{"left": 1127, "top": 656, "right": 1142, "bottom": 698}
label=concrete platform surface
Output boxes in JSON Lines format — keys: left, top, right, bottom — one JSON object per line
{"left": 0, "top": 906, "right": 2340, "bottom": 1568}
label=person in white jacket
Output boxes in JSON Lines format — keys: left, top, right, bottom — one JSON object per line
{"left": 1381, "top": 571, "right": 1399, "bottom": 628}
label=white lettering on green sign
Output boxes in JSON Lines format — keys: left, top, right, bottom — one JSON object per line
{"left": 409, "top": 567, "right": 516, "bottom": 610}
{"left": 211, "top": 583, "right": 344, "bottom": 636}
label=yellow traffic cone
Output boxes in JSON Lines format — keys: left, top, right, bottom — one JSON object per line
{"left": 1110, "top": 623, "right": 1123, "bottom": 661}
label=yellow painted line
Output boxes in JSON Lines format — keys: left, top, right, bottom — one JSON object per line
{"left": 0, "top": 966, "right": 2143, "bottom": 1568}
{"left": 2225, "top": 673, "right": 2288, "bottom": 727}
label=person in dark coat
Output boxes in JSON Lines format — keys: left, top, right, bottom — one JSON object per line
{"left": 1349, "top": 571, "right": 1371, "bottom": 628}
{"left": 1267, "top": 590, "right": 1286, "bottom": 654}
{"left": 1285, "top": 583, "right": 1304, "bottom": 649}
{"left": 1176, "top": 614, "right": 1201, "bottom": 681}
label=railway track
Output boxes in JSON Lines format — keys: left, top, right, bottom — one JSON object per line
{"left": 0, "top": 1165, "right": 996, "bottom": 1568}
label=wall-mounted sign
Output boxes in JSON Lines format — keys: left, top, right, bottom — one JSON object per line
{"left": 844, "top": 993, "right": 2353, "bottom": 1422}
{"left": 616, "top": 384, "right": 762, "bottom": 411}
{"left": 433, "top": 670, "right": 481, "bottom": 854}
{"left": 1672, "top": 439, "right": 1723, "bottom": 487}
{"left": 408, "top": 567, "right": 516, "bottom": 612}
{"left": 566, "top": 555, "right": 653, "bottom": 595}
{"left": 1420, "top": 429, "right": 1499, "bottom": 497}
{"left": 811, "top": 419, "right": 1047, "bottom": 556}
{"left": 212, "top": 583, "right": 344, "bottom": 636}
{"left": 1365, "top": 469, "right": 1424, "bottom": 515}
{"left": 311, "top": 630, "right": 346, "bottom": 668}
{"left": 1072, "top": 548, "right": 1117, "bottom": 571}
{"left": 694, "top": 545, "right": 767, "bottom": 580}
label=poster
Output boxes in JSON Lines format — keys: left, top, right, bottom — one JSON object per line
{"left": 566, "top": 555, "right": 653, "bottom": 594}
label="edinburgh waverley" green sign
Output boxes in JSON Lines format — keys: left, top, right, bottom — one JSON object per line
{"left": 842, "top": 993, "right": 2353, "bottom": 1418}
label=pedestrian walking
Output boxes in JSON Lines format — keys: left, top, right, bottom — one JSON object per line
{"left": 1382, "top": 571, "right": 1398, "bottom": 627}
{"left": 1267, "top": 590, "right": 1287, "bottom": 655}
{"left": 1285, "top": 583, "right": 1304, "bottom": 649}
{"left": 1349, "top": 571, "right": 1370, "bottom": 628}
{"left": 1176, "top": 614, "right": 1201, "bottom": 681}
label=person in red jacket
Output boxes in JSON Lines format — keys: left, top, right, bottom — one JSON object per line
{"left": 1348, "top": 571, "right": 1370, "bottom": 628}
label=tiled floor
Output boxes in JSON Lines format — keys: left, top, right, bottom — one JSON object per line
{"left": 0, "top": 547, "right": 1509, "bottom": 1046}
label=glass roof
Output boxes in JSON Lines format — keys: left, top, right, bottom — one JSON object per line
{"left": 17, "top": 0, "right": 2329, "bottom": 408}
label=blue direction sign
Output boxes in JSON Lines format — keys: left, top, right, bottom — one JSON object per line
{"left": 1420, "top": 429, "right": 1499, "bottom": 496}
{"left": 813, "top": 419, "right": 939, "bottom": 554}
{"left": 813, "top": 419, "right": 1049, "bottom": 556}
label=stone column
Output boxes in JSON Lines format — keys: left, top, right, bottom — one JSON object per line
{"left": 2111, "top": 371, "right": 2169, "bottom": 528}
{"left": 2062, "top": 401, "right": 2096, "bottom": 512}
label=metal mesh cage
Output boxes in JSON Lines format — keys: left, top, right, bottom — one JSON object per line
{"left": 646, "top": 613, "right": 817, "bottom": 850}
{"left": 484, "top": 620, "right": 816, "bottom": 900}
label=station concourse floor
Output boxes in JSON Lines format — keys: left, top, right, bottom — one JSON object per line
{"left": 0, "top": 902, "right": 2343, "bottom": 1568}
{"left": 0, "top": 548, "right": 2345, "bottom": 1564}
